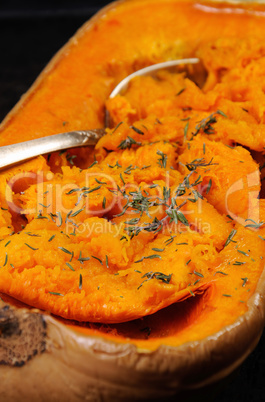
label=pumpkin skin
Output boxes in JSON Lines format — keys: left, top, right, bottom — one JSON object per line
{"left": 1, "top": 0, "right": 265, "bottom": 400}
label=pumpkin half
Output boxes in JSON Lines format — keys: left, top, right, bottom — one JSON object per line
{"left": 1, "top": 0, "right": 265, "bottom": 400}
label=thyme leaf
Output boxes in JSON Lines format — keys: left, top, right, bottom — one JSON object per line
{"left": 79, "top": 274, "right": 83, "bottom": 290}
{"left": 66, "top": 262, "right": 75, "bottom": 271}
{"left": 193, "top": 270, "right": 204, "bottom": 278}
{"left": 130, "top": 125, "right": 144, "bottom": 135}
{"left": 49, "top": 291, "right": 64, "bottom": 296}
{"left": 25, "top": 243, "right": 39, "bottom": 251}
{"left": 224, "top": 229, "right": 237, "bottom": 247}
{"left": 58, "top": 247, "right": 73, "bottom": 255}
{"left": 241, "top": 277, "right": 248, "bottom": 287}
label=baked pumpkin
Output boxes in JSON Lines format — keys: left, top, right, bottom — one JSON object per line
{"left": 1, "top": 0, "right": 265, "bottom": 400}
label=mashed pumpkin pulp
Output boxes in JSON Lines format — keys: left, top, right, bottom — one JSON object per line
{"left": 0, "top": 34, "right": 265, "bottom": 328}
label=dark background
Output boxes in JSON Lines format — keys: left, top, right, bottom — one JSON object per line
{"left": 0, "top": 1, "right": 265, "bottom": 401}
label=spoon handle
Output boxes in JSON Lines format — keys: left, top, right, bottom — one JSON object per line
{"left": 0, "top": 129, "right": 105, "bottom": 170}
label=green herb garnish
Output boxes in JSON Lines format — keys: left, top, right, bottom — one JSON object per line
{"left": 241, "top": 277, "right": 248, "bottom": 287}
{"left": 25, "top": 243, "right": 39, "bottom": 251}
{"left": 118, "top": 136, "right": 141, "bottom": 150}
{"left": 49, "top": 292, "right": 64, "bottom": 296}
{"left": 66, "top": 262, "right": 75, "bottom": 271}
{"left": 224, "top": 229, "right": 237, "bottom": 247}
{"left": 79, "top": 274, "right": 83, "bottom": 290}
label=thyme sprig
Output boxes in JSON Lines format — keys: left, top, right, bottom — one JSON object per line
{"left": 118, "top": 136, "right": 141, "bottom": 150}
{"left": 135, "top": 254, "right": 162, "bottom": 263}
{"left": 124, "top": 217, "right": 164, "bottom": 238}
{"left": 137, "top": 271, "right": 172, "bottom": 289}
{"left": 116, "top": 187, "right": 159, "bottom": 220}
{"left": 186, "top": 157, "right": 218, "bottom": 171}
{"left": 192, "top": 110, "right": 227, "bottom": 138}
{"left": 123, "top": 170, "right": 203, "bottom": 237}
{"left": 245, "top": 219, "right": 265, "bottom": 229}
{"left": 157, "top": 150, "right": 168, "bottom": 168}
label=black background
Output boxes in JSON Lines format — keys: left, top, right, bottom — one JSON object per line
{"left": 0, "top": 1, "right": 265, "bottom": 401}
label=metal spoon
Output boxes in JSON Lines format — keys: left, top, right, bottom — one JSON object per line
{"left": 0, "top": 58, "right": 199, "bottom": 170}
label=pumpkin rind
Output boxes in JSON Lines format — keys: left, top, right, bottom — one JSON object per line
{"left": 1, "top": 0, "right": 265, "bottom": 400}
{"left": 1, "top": 281, "right": 265, "bottom": 400}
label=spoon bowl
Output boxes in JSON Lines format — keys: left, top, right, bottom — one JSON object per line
{"left": 109, "top": 58, "right": 199, "bottom": 98}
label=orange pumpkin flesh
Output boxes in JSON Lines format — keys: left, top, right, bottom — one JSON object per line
{"left": 1, "top": 0, "right": 265, "bottom": 400}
